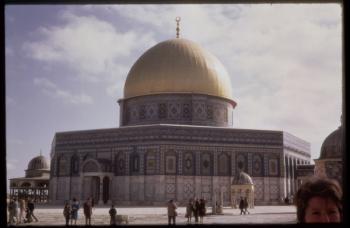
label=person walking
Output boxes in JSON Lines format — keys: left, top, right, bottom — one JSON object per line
{"left": 8, "top": 198, "right": 15, "bottom": 225}
{"left": 109, "top": 205, "right": 117, "bottom": 225}
{"left": 63, "top": 201, "right": 71, "bottom": 226}
{"left": 19, "top": 198, "right": 26, "bottom": 224}
{"left": 243, "top": 197, "right": 250, "bottom": 214}
{"left": 83, "top": 198, "right": 93, "bottom": 225}
{"left": 24, "top": 205, "right": 32, "bottom": 223}
{"left": 12, "top": 197, "right": 19, "bottom": 225}
{"left": 239, "top": 197, "right": 245, "bottom": 215}
{"left": 199, "top": 198, "right": 206, "bottom": 224}
{"left": 27, "top": 198, "right": 39, "bottom": 222}
{"left": 193, "top": 198, "right": 200, "bottom": 224}
{"left": 185, "top": 199, "right": 194, "bottom": 224}
{"left": 167, "top": 199, "right": 178, "bottom": 225}
{"left": 70, "top": 197, "right": 80, "bottom": 225}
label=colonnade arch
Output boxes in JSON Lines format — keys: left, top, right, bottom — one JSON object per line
{"left": 81, "top": 159, "right": 112, "bottom": 205}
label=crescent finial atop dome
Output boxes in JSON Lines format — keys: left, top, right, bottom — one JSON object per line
{"left": 175, "top": 17, "right": 181, "bottom": 38}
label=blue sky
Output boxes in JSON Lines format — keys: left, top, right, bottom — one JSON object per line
{"left": 5, "top": 4, "right": 342, "bottom": 189}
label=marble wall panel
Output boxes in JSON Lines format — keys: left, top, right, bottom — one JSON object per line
{"left": 56, "top": 178, "right": 69, "bottom": 200}
{"left": 70, "top": 177, "right": 81, "bottom": 200}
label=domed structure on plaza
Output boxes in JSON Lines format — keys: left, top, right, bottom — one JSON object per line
{"left": 319, "top": 126, "right": 342, "bottom": 159}
{"left": 124, "top": 38, "right": 234, "bottom": 102}
{"left": 27, "top": 154, "right": 50, "bottom": 171}
{"left": 9, "top": 153, "right": 50, "bottom": 202}
{"left": 314, "top": 122, "right": 343, "bottom": 186}
{"left": 25, "top": 154, "right": 50, "bottom": 178}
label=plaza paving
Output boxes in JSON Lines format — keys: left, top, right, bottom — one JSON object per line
{"left": 10, "top": 205, "right": 297, "bottom": 226}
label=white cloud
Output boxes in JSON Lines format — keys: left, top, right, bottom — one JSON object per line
{"left": 34, "top": 77, "right": 93, "bottom": 105}
{"left": 23, "top": 10, "right": 156, "bottom": 83}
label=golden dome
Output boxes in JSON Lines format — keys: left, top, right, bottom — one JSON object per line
{"left": 124, "top": 38, "right": 233, "bottom": 101}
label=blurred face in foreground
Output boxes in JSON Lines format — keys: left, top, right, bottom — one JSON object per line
{"left": 304, "top": 196, "right": 341, "bottom": 223}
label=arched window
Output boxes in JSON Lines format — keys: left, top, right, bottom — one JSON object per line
{"left": 37, "top": 182, "right": 48, "bottom": 188}
{"left": 21, "top": 182, "right": 31, "bottom": 187}
{"left": 130, "top": 153, "right": 140, "bottom": 173}
{"left": 218, "top": 153, "right": 230, "bottom": 175}
{"left": 51, "top": 156, "right": 57, "bottom": 177}
{"left": 83, "top": 161, "right": 99, "bottom": 173}
{"left": 114, "top": 153, "right": 126, "bottom": 175}
{"left": 236, "top": 154, "right": 247, "bottom": 173}
{"left": 57, "top": 155, "right": 69, "bottom": 176}
{"left": 201, "top": 152, "right": 213, "bottom": 175}
{"left": 70, "top": 155, "right": 80, "bottom": 176}
{"left": 252, "top": 154, "right": 263, "bottom": 176}
{"left": 145, "top": 150, "right": 157, "bottom": 175}
{"left": 183, "top": 152, "right": 195, "bottom": 175}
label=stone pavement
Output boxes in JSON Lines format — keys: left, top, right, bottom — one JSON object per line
{"left": 10, "top": 205, "right": 297, "bottom": 226}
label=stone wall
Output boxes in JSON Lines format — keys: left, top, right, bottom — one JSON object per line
{"left": 49, "top": 125, "right": 310, "bottom": 205}
{"left": 119, "top": 94, "right": 234, "bottom": 127}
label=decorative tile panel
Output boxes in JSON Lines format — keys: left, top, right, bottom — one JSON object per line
{"left": 200, "top": 152, "right": 212, "bottom": 176}
{"left": 252, "top": 154, "right": 263, "bottom": 176}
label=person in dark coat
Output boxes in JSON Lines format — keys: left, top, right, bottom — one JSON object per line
{"left": 193, "top": 198, "right": 200, "bottom": 223}
{"left": 27, "top": 199, "right": 39, "bottom": 222}
{"left": 83, "top": 198, "right": 92, "bottom": 225}
{"left": 24, "top": 206, "right": 32, "bottom": 223}
{"left": 243, "top": 197, "right": 250, "bottom": 214}
{"left": 167, "top": 199, "right": 178, "bottom": 225}
{"left": 185, "top": 199, "right": 194, "bottom": 224}
{"left": 239, "top": 197, "right": 245, "bottom": 215}
{"left": 198, "top": 198, "right": 206, "bottom": 224}
{"left": 109, "top": 205, "right": 117, "bottom": 225}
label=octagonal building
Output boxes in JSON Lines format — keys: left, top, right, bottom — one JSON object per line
{"left": 49, "top": 35, "right": 311, "bottom": 206}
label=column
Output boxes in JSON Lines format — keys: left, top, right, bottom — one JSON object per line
{"left": 34, "top": 188, "right": 37, "bottom": 202}
{"left": 284, "top": 156, "right": 287, "bottom": 198}
{"left": 291, "top": 158, "right": 295, "bottom": 196}
{"left": 296, "top": 159, "right": 300, "bottom": 190}
{"left": 289, "top": 156, "right": 292, "bottom": 197}
{"left": 285, "top": 156, "right": 289, "bottom": 197}
{"left": 212, "top": 191, "right": 217, "bottom": 214}
{"left": 220, "top": 187, "right": 224, "bottom": 207}
{"left": 99, "top": 176, "right": 103, "bottom": 205}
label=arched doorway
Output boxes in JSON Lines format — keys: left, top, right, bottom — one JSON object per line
{"left": 82, "top": 160, "right": 100, "bottom": 202}
{"left": 83, "top": 176, "right": 100, "bottom": 202}
{"left": 103, "top": 176, "right": 110, "bottom": 204}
